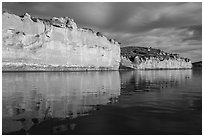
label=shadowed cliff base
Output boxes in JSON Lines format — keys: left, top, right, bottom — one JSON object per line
{"left": 2, "top": 63, "right": 119, "bottom": 72}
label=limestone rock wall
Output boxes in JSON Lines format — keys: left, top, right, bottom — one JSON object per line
{"left": 120, "top": 47, "right": 192, "bottom": 69}
{"left": 2, "top": 12, "right": 121, "bottom": 71}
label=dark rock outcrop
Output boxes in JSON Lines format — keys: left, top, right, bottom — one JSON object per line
{"left": 192, "top": 61, "right": 202, "bottom": 69}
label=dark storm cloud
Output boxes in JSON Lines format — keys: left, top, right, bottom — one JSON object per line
{"left": 2, "top": 2, "right": 202, "bottom": 62}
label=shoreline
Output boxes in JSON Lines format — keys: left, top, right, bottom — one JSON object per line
{"left": 2, "top": 67, "right": 193, "bottom": 72}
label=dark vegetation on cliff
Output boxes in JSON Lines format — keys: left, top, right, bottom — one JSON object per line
{"left": 192, "top": 61, "right": 202, "bottom": 68}
{"left": 121, "top": 46, "right": 191, "bottom": 62}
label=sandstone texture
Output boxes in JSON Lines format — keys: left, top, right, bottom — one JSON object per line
{"left": 2, "top": 12, "right": 121, "bottom": 71}
{"left": 120, "top": 47, "right": 192, "bottom": 69}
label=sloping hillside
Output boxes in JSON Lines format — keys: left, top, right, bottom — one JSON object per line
{"left": 120, "top": 46, "right": 192, "bottom": 69}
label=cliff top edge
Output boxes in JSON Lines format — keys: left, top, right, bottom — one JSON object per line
{"left": 3, "top": 11, "right": 120, "bottom": 45}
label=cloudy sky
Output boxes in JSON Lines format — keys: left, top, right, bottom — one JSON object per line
{"left": 3, "top": 2, "right": 202, "bottom": 62}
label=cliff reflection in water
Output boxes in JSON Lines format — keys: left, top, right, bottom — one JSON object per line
{"left": 2, "top": 72, "right": 120, "bottom": 133}
{"left": 120, "top": 70, "right": 195, "bottom": 107}
{"left": 121, "top": 69, "right": 192, "bottom": 91}
{"left": 119, "top": 69, "right": 201, "bottom": 118}
{"left": 2, "top": 69, "right": 201, "bottom": 135}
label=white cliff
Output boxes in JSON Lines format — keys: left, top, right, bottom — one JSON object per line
{"left": 2, "top": 12, "right": 121, "bottom": 71}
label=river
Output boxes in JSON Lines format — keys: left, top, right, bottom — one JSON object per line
{"left": 2, "top": 69, "right": 202, "bottom": 135}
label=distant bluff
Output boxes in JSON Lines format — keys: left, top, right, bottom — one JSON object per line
{"left": 120, "top": 47, "right": 192, "bottom": 69}
{"left": 2, "top": 12, "right": 121, "bottom": 71}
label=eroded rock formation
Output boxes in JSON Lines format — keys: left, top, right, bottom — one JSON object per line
{"left": 120, "top": 47, "right": 192, "bottom": 69}
{"left": 2, "top": 12, "right": 121, "bottom": 71}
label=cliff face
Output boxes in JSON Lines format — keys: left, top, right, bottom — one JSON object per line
{"left": 2, "top": 12, "right": 121, "bottom": 71}
{"left": 120, "top": 47, "right": 192, "bottom": 69}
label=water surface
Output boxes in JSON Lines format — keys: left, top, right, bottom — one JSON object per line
{"left": 2, "top": 70, "right": 202, "bottom": 134}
